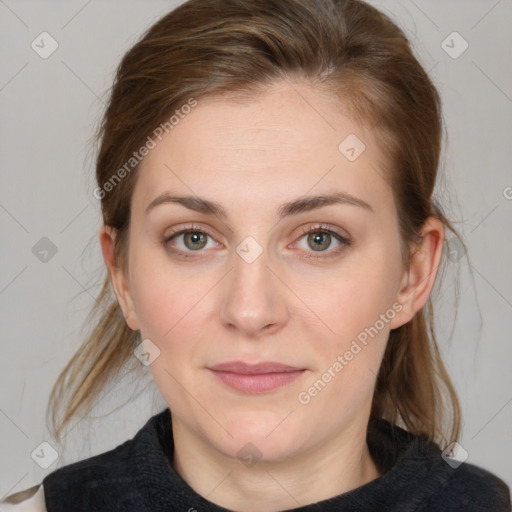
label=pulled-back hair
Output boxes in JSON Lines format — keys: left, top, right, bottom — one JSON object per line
{"left": 48, "top": 0, "right": 461, "bottom": 447}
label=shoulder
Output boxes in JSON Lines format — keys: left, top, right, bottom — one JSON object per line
{"left": 369, "top": 421, "right": 511, "bottom": 511}
{"left": 427, "top": 460, "right": 511, "bottom": 511}
{"left": 0, "top": 439, "right": 132, "bottom": 512}
{"left": 25, "top": 411, "right": 168, "bottom": 511}
{"left": 39, "top": 437, "right": 138, "bottom": 510}
{"left": 0, "top": 484, "right": 46, "bottom": 511}
{"left": 42, "top": 436, "right": 133, "bottom": 491}
{"left": 0, "top": 441, "right": 133, "bottom": 512}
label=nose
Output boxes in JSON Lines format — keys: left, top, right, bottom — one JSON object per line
{"left": 219, "top": 241, "right": 290, "bottom": 338}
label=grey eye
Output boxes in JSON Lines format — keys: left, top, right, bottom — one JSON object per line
{"left": 307, "top": 232, "right": 332, "bottom": 251}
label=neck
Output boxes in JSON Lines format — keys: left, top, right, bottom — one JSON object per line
{"left": 172, "top": 418, "right": 381, "bottom": 511}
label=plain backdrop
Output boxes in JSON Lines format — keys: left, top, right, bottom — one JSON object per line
{"left": 1, "top": 0, "right": 511, "bottom": 499}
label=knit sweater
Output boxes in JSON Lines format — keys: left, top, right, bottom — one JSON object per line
{"left": 1, "top": 408, "right": 510, "bottom": 511}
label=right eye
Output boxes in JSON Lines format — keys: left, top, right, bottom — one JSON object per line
{"left": 163, "top": 225, "right": 220, "bottom": 258}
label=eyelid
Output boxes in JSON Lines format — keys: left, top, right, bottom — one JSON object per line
{"left": 163, "top": 223, "right": 212, "bottom": 241}
{"left": 297, "top": 223, "right": 350, "bottom": 243}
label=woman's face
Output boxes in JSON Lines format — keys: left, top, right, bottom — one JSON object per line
{"left": 108, "top": 80, "right": 418, "bottom": 463}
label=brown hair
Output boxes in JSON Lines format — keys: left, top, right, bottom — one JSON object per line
{"left": 47, "top": 0, "right": 461, "bottom": 448}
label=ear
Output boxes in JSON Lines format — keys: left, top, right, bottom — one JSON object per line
{"left": 390, "top": 217, "right": 444, "bottom": 329}
{"left": 99, "top": 226, "right": 140, "bottom": 331}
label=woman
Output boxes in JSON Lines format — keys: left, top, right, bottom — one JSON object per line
{"left": 2, "top": 0, "right": 510, "bottom": 510}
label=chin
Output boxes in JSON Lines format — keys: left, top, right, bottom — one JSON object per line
{"left": 215, "top": 411, "right": 306, "bottom": 463}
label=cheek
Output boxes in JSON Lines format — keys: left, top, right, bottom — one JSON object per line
{"left": 302, "top": 246, "right": 402, "bottom": 340}
{"left": 295, "top": 278, "right": 396, "bottom": 423}
{"left": 294, "top": 238, "right": 402, "bottom": 392}
{"left": 132, "top": 266, "right": 210, "bottom": 342}
{"left": 130, "top": 261, "right": 211, "bottom": 406}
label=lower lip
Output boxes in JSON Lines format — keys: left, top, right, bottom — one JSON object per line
{"left": 210, "top": 370, "right": 305, "bottom": 393}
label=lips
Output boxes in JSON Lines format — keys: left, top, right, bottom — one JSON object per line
{"left": 210, "top": 361, "right": 303, "bottom": 374}
{"left": 208, "top": 361, "right": 306, "bottom": 393}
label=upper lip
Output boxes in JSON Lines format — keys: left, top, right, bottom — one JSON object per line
{"left": 209, "top": 361, "right": 304, "bottom": 374}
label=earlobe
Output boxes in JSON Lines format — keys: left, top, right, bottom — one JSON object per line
{"left": 389, "top": 217, "right": 445, "bottom": 330}
{"left": 99, "top": 226, "right": 140, "bottom": 331}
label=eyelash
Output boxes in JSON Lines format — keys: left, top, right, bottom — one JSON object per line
{"left": 162, "top": 223, "right": 351, "bottom": 260}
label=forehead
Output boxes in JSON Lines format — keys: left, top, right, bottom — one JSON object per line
{"left": 135, "top": 81, "right": 393, "bottom": 214}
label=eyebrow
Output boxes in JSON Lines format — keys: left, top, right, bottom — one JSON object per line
{"left": 145, "top": 191, "right": 374, "bottom": 219}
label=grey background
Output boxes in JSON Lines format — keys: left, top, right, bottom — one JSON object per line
{"left": 1, "top": 0, "right": 511, "bottom": 499}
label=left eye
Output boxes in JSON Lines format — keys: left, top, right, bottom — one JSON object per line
{"left": 295, "top": 228, "right": 347, "bottom": 253}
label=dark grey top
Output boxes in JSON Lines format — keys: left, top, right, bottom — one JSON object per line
{"left": 41, "top": 408, "right": 511, "bottom": 511}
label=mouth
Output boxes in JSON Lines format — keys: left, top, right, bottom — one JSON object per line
{"left": 207, "top": 361, "right": 307, "bottom": 394}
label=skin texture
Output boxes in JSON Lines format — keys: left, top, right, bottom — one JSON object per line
{"left": 100, "top": 80, "right": 444, "bottom": 511}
